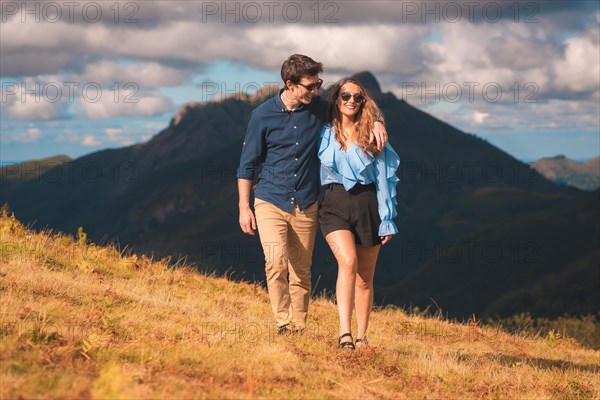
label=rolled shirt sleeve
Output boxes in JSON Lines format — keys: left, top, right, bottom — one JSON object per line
{"left": 237, "top": 110, "right": 265, "bottom": 181}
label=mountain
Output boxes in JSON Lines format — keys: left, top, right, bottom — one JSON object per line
{"left": 381, "top": 189, "right": 600, "bottom": 318}
{"left": 0, "top": 155, "right": 71, "bottom": 186}
{"left": 585, "top": 156, "right": 600, "bottom": 175}
{"left": 533, "top": 154, "right": 600, "bottom": 191}
{"left": 1, "top": 72, "right": 596, "bottom": 321}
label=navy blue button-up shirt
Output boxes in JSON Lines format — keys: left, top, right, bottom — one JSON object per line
{"left": 237, "top": 91, "right": 327, "bottom": 213}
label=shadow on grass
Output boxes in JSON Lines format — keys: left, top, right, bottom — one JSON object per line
{"left": 457, "top": 353, "right": 600, "bottom": 373}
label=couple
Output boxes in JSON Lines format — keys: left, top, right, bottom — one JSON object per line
{"left": 237, "top": 54, "right": 400, "bottom": 350}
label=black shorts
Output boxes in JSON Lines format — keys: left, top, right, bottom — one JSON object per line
{"left": 319, "top": 183, "right": 382, "bottom": 247}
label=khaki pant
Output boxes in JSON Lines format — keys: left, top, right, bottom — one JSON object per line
{"left": 254, "top": 198, "right": 318, "bottom": 329}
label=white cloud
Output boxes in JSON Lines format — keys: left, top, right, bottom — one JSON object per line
{"left": 81, "top": 134, "right": 101, "bottom": 146}
{"left": 102, "top": 127, "right": 140, "bottom": 146}
{"left": 246, "top": 24, "right": 430, "bottom": 75}
{"left": 80, "top": 60, "right": 190, "bottom": 87}
{"left": 427, "top": 97, "right": 599, "bottom": 136}
{"left": 380, "top": 16, "right": 599, "bottom": 142}
{"left": 80, "top": 91, "right": 173, "bottom": 119}
{"left": 554, "top": 35, "right": 600, "bottom": 94}
{"left": 26, "top": 127, "right": 41, "bottom": 142}
{"left": 2, "top": 127, "right": 42, "bottom": 144}
{"left": 425, "top": 21, "right": 545, "bottom": 86}
{"left": 2, "top": 13, "right": 428, "bottom": 77}
{"left": 1, "top": 76, "right": 70, "bottom": 120}
{"left": 472, "top": 112, "right": 489, "bottom": 124}
{"left": 409, "top": 18, "right": 599, "bottom": 102}
{"left": 84, "top": 21, "right": 224, "bottom": 65}
{"left": 0, "top": 16, "right": 87, "bottom": 76}
{"left": 6, "top": 97, "right": 65, "bottom": 120}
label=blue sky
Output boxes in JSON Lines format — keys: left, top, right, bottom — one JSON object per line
{"left": 1, "top": 1, "right": 599, "bottom": 163}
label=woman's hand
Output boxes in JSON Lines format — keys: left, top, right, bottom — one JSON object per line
{"left": 380, "top": 235, "right": 392, "bottom": 245}
{"left": 371, "top": 121, "right": 388, "bottom": 152}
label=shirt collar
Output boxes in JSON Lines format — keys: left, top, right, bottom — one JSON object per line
{"left": 276, "top": 88, "right": 305, "bottom": 113}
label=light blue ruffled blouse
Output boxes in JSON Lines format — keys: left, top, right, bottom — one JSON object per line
{"left": 318, "top": 125, "right": 400, "bottom": 237}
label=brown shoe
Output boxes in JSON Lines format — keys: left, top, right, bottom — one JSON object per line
{"left": 277, "top": 324, "right": 290, "bottom": 336}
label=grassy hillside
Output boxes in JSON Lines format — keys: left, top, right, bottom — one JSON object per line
{"left": 1, "top": 207, "right": 599, "bottom": 399}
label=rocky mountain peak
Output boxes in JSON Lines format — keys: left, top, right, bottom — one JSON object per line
{"left": 351, "top": 71, "right": 382, "bottom": 95}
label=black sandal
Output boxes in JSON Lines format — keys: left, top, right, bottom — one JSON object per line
{"left": 338, "top": 333, "right": 355, "bottom": 350}
{"left": 355, "top": 337, "right": 368, "bottom": 348}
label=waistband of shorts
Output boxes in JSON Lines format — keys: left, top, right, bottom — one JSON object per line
{"left": 326, "top": 182, "right": 375, "bottom": 193}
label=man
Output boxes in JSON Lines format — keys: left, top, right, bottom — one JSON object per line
{"left": 237, "top": 54, "right": 386, "bottom": 334}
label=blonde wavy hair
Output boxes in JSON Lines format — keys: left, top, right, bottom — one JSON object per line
{"left": 328, "top": 77, "right": 382, "bottom": 156}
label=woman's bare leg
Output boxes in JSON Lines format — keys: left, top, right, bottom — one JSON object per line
{"left": 326, "top": 230, "right": 358, "bottom": 342}
{"left": 355, "top": 244, "right": 380, "bottom": 340}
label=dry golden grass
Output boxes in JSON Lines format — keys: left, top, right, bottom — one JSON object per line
{"left": 1, "top": 207, "right": 599, "bottom": 399}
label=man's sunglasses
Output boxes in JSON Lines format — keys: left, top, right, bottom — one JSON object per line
{"left": 297, "top": 79, "right": 323, "bottom": 91}
{"left": 339, "top": 92, "right": 365, "bottom": 103}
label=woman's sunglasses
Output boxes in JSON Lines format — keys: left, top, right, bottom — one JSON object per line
{"left": 339, "top": 92, "right": 365, "bottom": 103}
{"left": 297, "top": 79, "right": 323, "bottom": 91}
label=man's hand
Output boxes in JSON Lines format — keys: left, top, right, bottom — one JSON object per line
{"left": 238, "top": 178, "right": 257, "bottom": 235}
{"left": 239, "top": 206, "right": 257, "bottom": 236}
{"left": 370, "top": 121, "right": 388, "bottom": 152}
{"left": 380, "top": 235, "right": 392, "bottom": 245}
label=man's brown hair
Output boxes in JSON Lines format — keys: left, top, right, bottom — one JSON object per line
{"left": 281, "top": 54, "right": 323, "bottom": 84}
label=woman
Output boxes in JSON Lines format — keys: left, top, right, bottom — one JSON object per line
{"left": 318, "top": 78, "right": 400, "bottom": 350}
